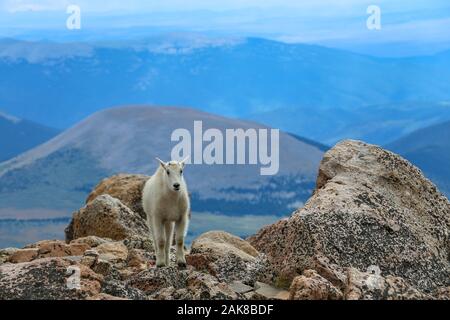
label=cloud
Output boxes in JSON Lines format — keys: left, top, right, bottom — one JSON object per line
{"left": 0, "top": 0, "right": 69, "bottom": 12}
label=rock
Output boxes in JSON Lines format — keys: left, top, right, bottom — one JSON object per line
{"left": 209, "top": 253, "right": 269, "bottom": 286}
{"left": 254, "top": 282, "right": 290, "bottom": 300}
{"left": 80, "top": 250, "right": 99, "bottom": 268}
{"left": 432, "top": 287, "right": 450, "bottom": 300}
{"left": 289, "top": 270, "right": 343, "bottom": 300}
{"left": 7, "top": 240, "right": 90, "bottom": 263}
{"left": 185, "top": 272, "right": 240, "bottom": 300}
{"left": 101, "top": 278, "right": 148, "bottom": 300}
{"left": 0, "top": 258, "right": 102, "bottom": 300}
{"left": 128, "top": 266, "right": 189, "bottom": 295}
{"left": 123, "top": 235, "right": 154, "bottom": 251}
{"left": 0, "top": 248, "right": 19, "bottom": 264}
{"left": 249, "top": 140, "right": 450, "bottom": 294}
{"left": 96, "top": 242, "right": 128, "bottom": 263}
{"left": 189, "top": 231, "right": 267, "bottom": 285}
{"left": 127, "top": 248, "right": 153, "bottom": 271}
{"left": 186, "top": 253, "right": 211, "bottom": 271}
{"left": 69, "top": 243, "right": 90, "bottom": 256}
{"left": 70, "top": 236, "right": 112, "bottom": 248}
{"left": 274, "top": 291, "right": 290, "bottom": 300}
{"left": 127, "top": 266, "right": 239, "bottom": 300}
{"left": 191, "top": 231, "right": 259, "bottom": 262}
{"left": 310, "top": 255, "right": 347, "bottom": 290}
{"left": 345, "top": 267, "right": 431, "bottom": 300}
{"left": 153, "top": 287, "right": 191, "bottom": 300}
{"left": 229, "top": 280, "right": 254, "bottom": 294}
{"left": 8, "top": 248, "right": 39, "bottom": 263}
{"left": 30, "top": 240, "right": 89, "bottom": 257}
{"left": 87, "top": 293, "right": 129, "bottom": 300}
{"left": 65, "top": 194, "right": 150, "bottom": 242}
{"left": 92, "top": 259, "right": 116, "bottom": 278}
{"left": 86, "top": 174, "right": 150, "bottom": 220}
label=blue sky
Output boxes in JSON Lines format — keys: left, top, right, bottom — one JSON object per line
{"left": 0, "top": 0, "right": 449, "bottom": 56}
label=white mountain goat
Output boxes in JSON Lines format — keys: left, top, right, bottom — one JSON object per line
{"left": 142, "top": 157, "right": 190, "bottom": 267}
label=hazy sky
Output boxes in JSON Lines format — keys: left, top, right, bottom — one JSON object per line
{"left": 0, "top": 0, "right": 448, "bottom": 13}
{"left": 1, "top": 0, "right": 449, "bottom": 56}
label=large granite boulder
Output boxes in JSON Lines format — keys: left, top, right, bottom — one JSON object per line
{"left": 249, "top": 140, "right": 450, "bottom": 294}
{"left": 86, "top": 174, "right": 150, "bottom": 219}
{"left": 65, "top": 194, "right": 150, "bottom": 242}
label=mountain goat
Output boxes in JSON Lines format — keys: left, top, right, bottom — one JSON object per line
{"left": 142, "top": 157, "right": 190, "bottom": 267}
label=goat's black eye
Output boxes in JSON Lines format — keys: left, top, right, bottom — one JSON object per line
{"left": 166, "top": 170, "right": 170, "bottom": 175}
{"left": 180, "top": 170, "right": 183, "bottom": 175}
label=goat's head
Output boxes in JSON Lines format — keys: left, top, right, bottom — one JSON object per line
{"left": 156, "top": 157, "right": 188, "bottom": 192}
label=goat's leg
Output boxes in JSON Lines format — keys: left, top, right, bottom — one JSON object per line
{"left": 153, "top": 217, "right": 166, "bottom": 268}
{"left": 175, "top": 216, "right": 188, "bottom": 267}
{"left": 164, "top": 222, "right": 174, "bottom": 266}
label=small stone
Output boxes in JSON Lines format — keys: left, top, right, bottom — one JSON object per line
{"left": 96, "top": 242, "right": 128, "bottom": 263}
{"left": 289, "top": 270, "right": 343, "bottom": 300}
{"left": 229, "top": 281, "right": 254, "bottom": 294}
{"left": 254, "top": 282, "right": 287, "bottom": 300}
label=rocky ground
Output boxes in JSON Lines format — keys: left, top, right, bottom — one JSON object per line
{"left": 0, "top": 140, "right": 449, "bottom": 300}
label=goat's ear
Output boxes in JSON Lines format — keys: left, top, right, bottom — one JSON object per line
{"left": 180, "top": 156, "right": 190, "bottom": 168}
{"left": 155, "top": 157, "right": 166, "bottom": 169}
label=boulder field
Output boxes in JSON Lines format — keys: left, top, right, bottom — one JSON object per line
{"left": 1, "top": 140, "right": 448, "bottom": 300}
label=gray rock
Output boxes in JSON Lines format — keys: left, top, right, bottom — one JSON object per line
{"left": 127, "top": 266, "right": 239, "bottom": 300}
{"left": 249, "top": 140, "right": 450, "bottom": 294}
{"left": 229, "top": 280, "right": 254, "bottom": 294}
{"left": 345, "top": 267, "right": 432, "bottom": 300}
{"left": 101, "top": 278, "right": 148, "bottom": 300}
{"left": 254, "top": 282, "right": 289, "bottom": 300}
{"left": 189, "top": 231, "right": 268, "bottom": 286}
{"left": 0, "top": 258, "right": 102, "bottom": 300}
{"left": 65, "top": 194, "right": 150, "bottom": 242}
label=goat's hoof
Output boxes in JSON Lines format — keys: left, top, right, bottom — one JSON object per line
{"left": 177, "top": 262, "right": 187, "bottom": 268}
{"left": 156, "top": 262, "right": 166, "bottom": 268}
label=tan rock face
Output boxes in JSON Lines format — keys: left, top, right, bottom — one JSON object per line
{"left": 65, "top": 194, "right": 150, "bottom": 242}
{"left": 8, "top": 248, "right": 39, "bottom": 263}
{"left": 290, "top": 270, "right": 343, "bottom": 300}
{"left": 191, "top": 231, "right": 259, "bottom": 262}
{"left": 8, "top": 240, "right": 91, "bottom": 263}
{"left": 96, "top": 242, "right": 128, "bottom": 263}
{"left": 86, "top": 174, "right": 150, "bottom": 220}
{"left": 249, "top": 140, "right": 450, "bottom": 294}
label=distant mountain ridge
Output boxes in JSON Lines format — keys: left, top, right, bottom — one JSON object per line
{"left": 387, "top": 120, "right": 450, "bottom": 197}
{"left": 0, "top": 106, "right": 324, "bottom": 220}
{"left": 0, "top": 111, "right": 59, "bottom": 162}
{"left": 1, "top": 37, "right": 450, "bottom": 145}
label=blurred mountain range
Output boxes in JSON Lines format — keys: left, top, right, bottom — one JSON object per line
{"left": 1, "top": 37, "right": 450, "bottom": 145}
{"left": 1, "top": 34, "right": 449, "bottom": 247}
{"left": 0, "top": 111, "right": 59, "bottom": 162}
{"left": 388, "top": 120, "right": 450, "bottom": 197}
{"left": 0, "top": 106, "right": 324, "bottom": 220}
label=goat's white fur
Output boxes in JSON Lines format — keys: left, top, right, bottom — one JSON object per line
{"left": 142, "top": 157, "right": 190, "bottom": 267}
